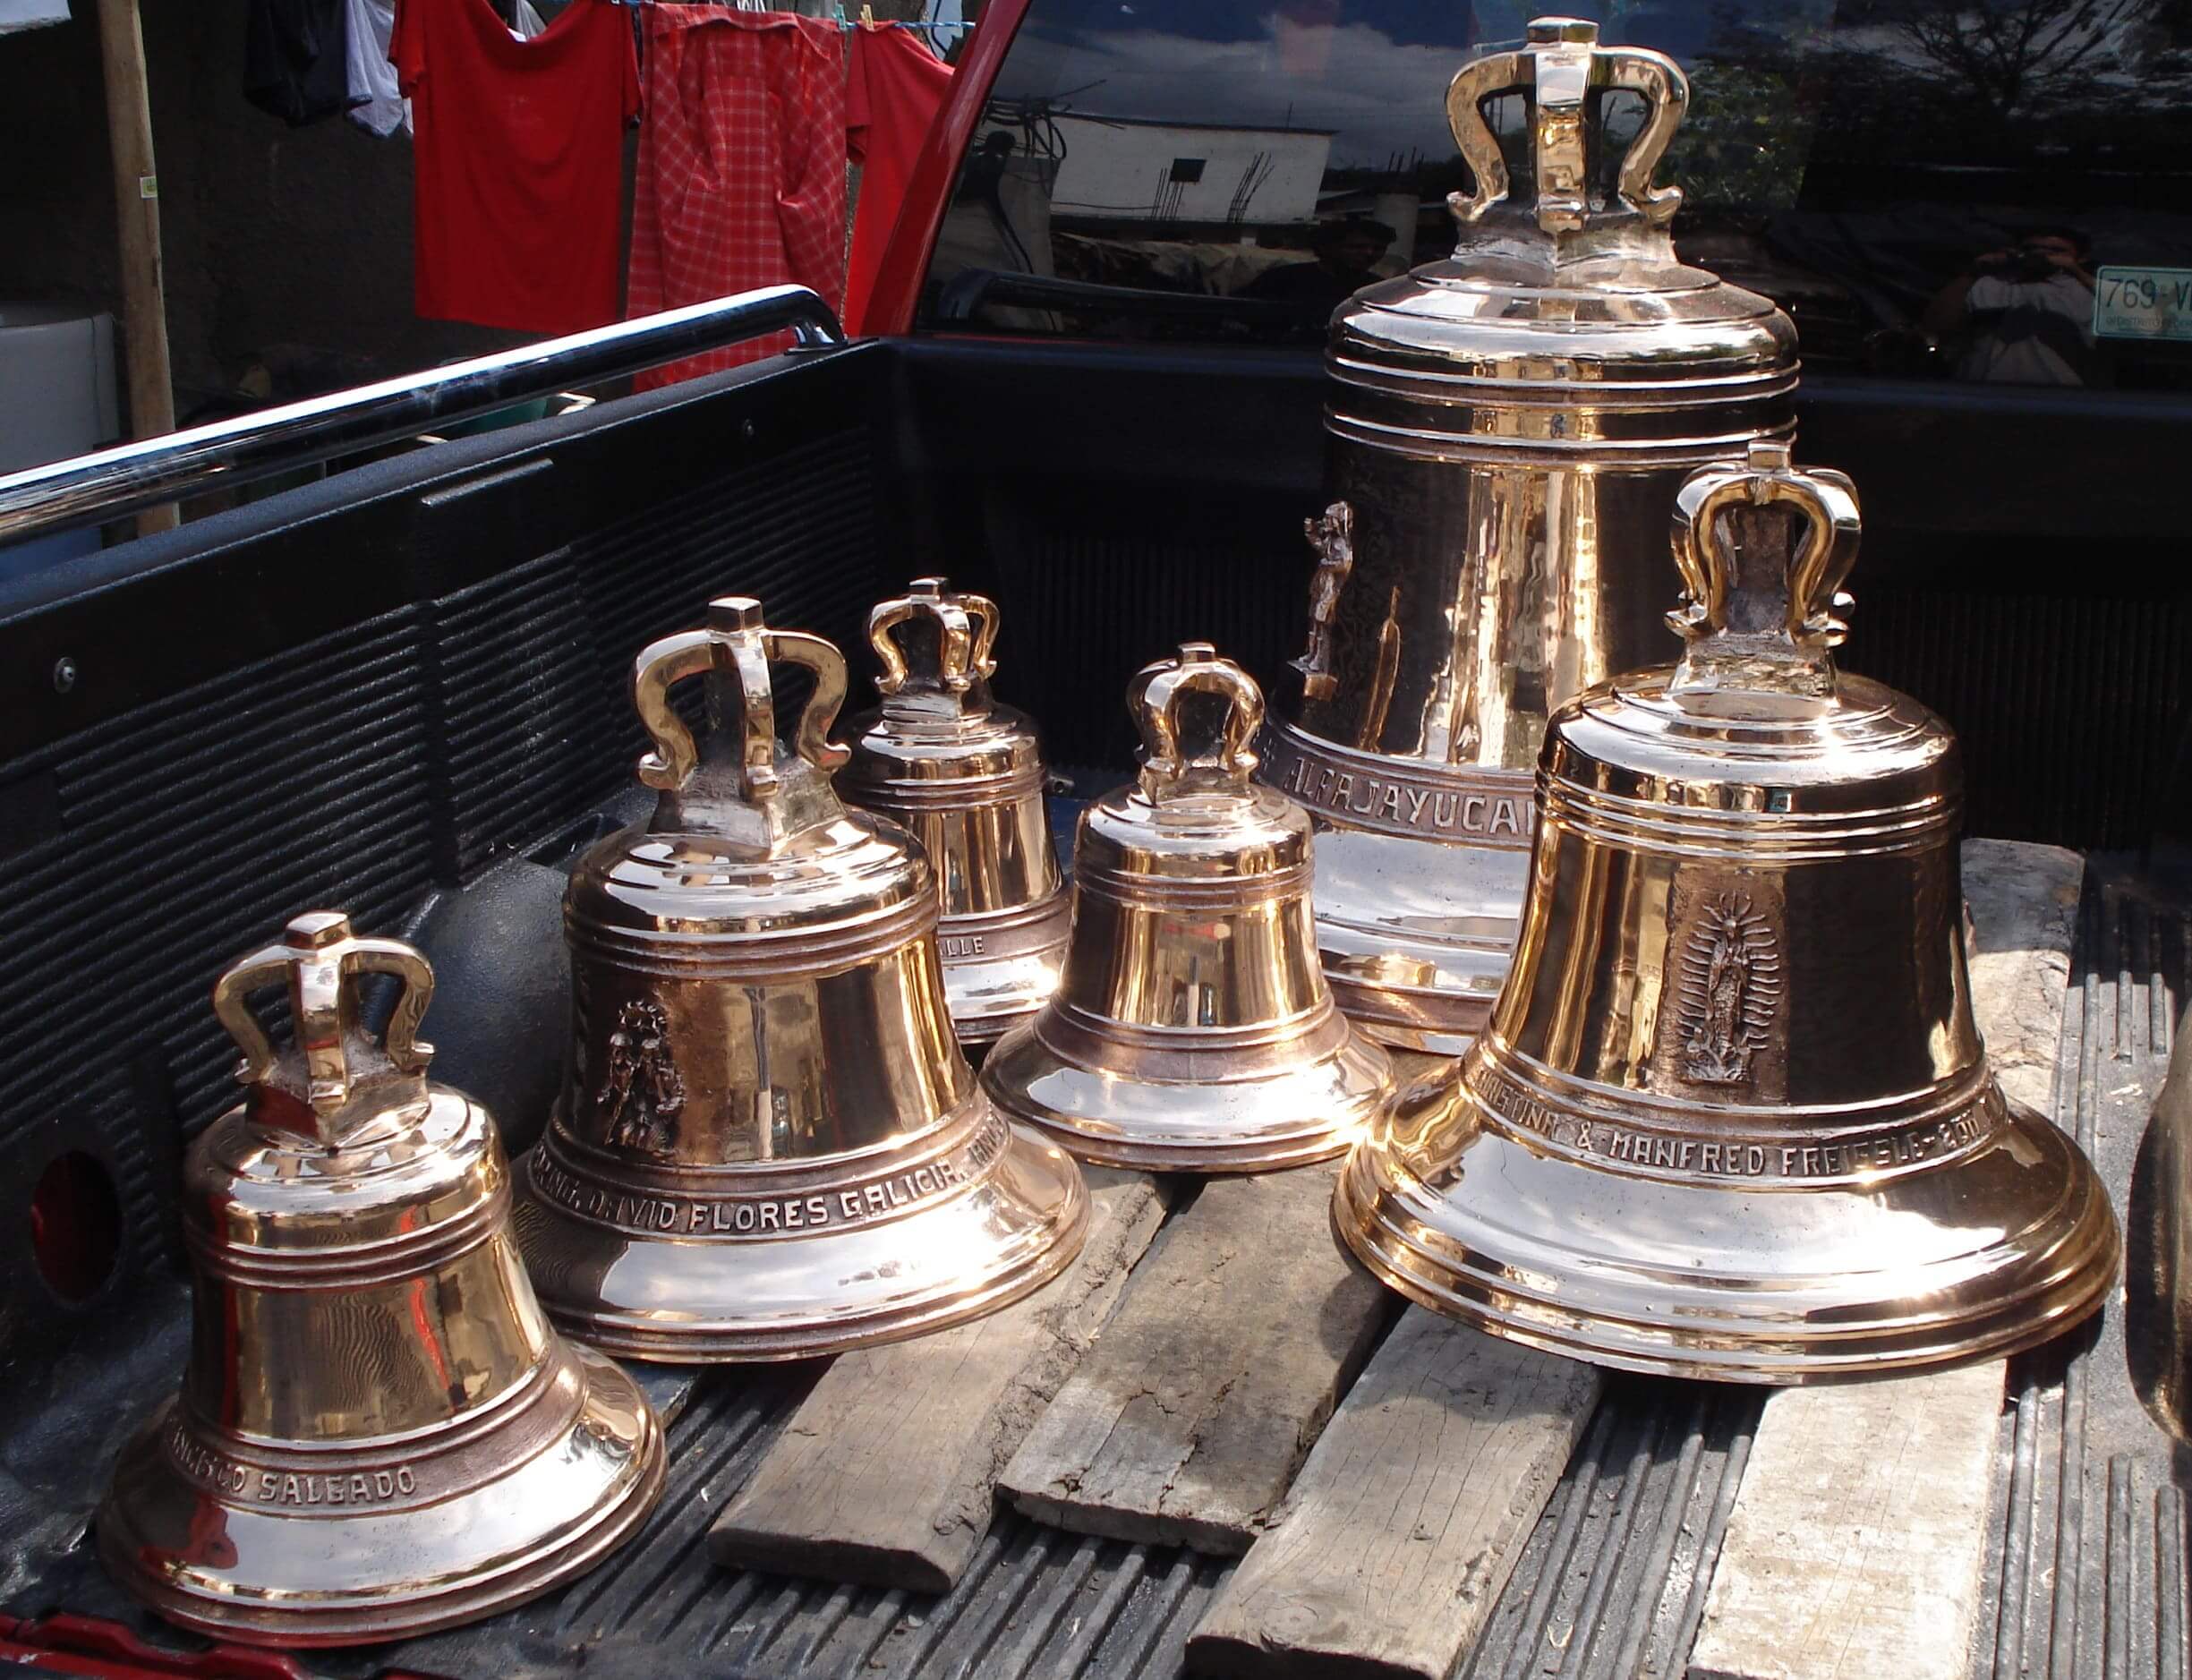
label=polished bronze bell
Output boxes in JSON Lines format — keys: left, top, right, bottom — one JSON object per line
{"left": 513, "top": 597, "right": 1087, "bottom": 1360}
{"left": 839, "top": 577, "right": 1070, "bottom": 1045}
{"left": 1335, "top": 444, "right": 2120, "bottom": 1380}
{"left": 983, "top": 643, "right": 1394, "bottom": 1171}
{"left": 1259, "top": 17, "right": 1800, "bottom": 1053}
{"left": 98, "top": 913, "right": 665, "bottom": 1646}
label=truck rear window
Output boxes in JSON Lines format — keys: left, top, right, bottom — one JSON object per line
{"left": 919, "top": 0, "right": 2192, "bottom": 393}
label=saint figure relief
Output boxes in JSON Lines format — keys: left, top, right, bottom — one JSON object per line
{"left": 1294, "top": 500, "right": 1355, "bottom": 699}
{"left": 1676, "top": 891, "right": 1781, "bottom": 1086}
{"left": 595, "top": 998, "right": 687, "bottom": 1158}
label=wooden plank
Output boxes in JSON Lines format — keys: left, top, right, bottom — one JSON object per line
{"left": 92, "top": 0, "right": 176, "bottom": 535}
{"left": 706, "top": 1169, "right": 1167, "bottom": 1593}
{"left": 1687, "top": 1361, "right": 2000, "bottom": 1680}
{"left": 999, "top": 1164, "right": 1395, "bottom": 1555}
{"left": 1686, "top": 840, "right": 2082, "bottom": 1680}
{"left": 1962, "top": 839, "right": 2084, "bottom": 1116}
{"left": 1187, "top": 1310, "right": 1601, "bottom": 1680}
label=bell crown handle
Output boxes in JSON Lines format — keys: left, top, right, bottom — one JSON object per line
{"left": 1446, "top": 16, "right": 1687, "bottom": 236}
{"left": 1131, "top": 642, "right": 1265, "bottom": 800}
{"left": 868, "top": 576, "right": 1001, "bottom": 703}
{"left": 211, "top": 911, "right": 434, "bottom": 1147}
{"left": 1667, "top": 440, "right": 1863, "bottom": 702}
{"left": 633, "top": 596, "right": 849, "bottom": 802}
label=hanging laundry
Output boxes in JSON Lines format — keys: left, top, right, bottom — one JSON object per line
{"left": 844, "top": 21, "right": 953, "bottom": 337}
{"left": 344, "top": 0, "right": 406, "bottom": 138}
{"left": 245, "top": 0, "right": 360, "bottom": 127}
{"left": 627, "top": 6, "right": 845, "bottom": 388}
{"left": 393, "top": 0, "right": 639, "bottom": 335}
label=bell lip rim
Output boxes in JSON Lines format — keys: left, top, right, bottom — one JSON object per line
{"left": 1339, "top": 1245, "right": 2116, "bottom": 1386}
{"left": 512, "top": 1126, "right": 1090, "bottom": 1364}
{"left": 979, "top": 1016, "right": 1395, "bottom": 1166}
{"left": 1332, "top": 1102, "right": 2123, "bottom": 1384}
{"left": 1007, "top": 1117, "right": 1358, "bottom": 1174}
{"left": 94, "top": 1344, "right": 667, "bottom": 1645}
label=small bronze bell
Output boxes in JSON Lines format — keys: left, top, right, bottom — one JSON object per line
{"left": 1259, "top": 18, "right": 1799, "bottom": 1053}
{"left": 1335, "top": 444, "right": 2120, "bottom": 1380}
{"left": 513, "top": 597, "right": 1087, "bottom": 1360}
{"left": 840, "top": 577, "right": 1071, "bottom": 1045}
{"left": 983, "top": 643, "right": 1394, "bottom": 1171}
{"left": 98, "top": 913, "right": 665, "bottom": 1646}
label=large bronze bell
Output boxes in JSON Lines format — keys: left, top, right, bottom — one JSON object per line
{"left": 983, "top": 643, "right": 1394, "bottom": 1171}
{"left": 1259, "top": 17, "right": 1800, "bottom": 1053}
{"left": 513, "top": 596, "right": 1087, "bottom": 1360}
{"left": 1335, "top": 444, "right": 2120, "bottom": 1380}
{"left": 840, "top": 577, "right": 1071, "bottom": 1045}
{"left": 98, "top": 913, "right": 665, "bottom": 1645}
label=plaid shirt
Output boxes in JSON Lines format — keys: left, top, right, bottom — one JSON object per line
{"left": 627, "top": 6, "right": 846, "bottom": 389}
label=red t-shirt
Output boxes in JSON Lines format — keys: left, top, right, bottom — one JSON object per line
{"left": 393, "top": 0, "right": 641, "bottom": 334}
{"left": 843, "top": 23, "right": 952, "bottom": 337}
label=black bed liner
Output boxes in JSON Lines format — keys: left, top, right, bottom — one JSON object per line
{"left": 2, "top": 863, "right": 2182, "bottom": 1680}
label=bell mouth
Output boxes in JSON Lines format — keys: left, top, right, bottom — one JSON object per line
{"left": 980, "top": 1002, "right": 1395, "bottom": 1173}
{"left": 1335, "top": 1085, "right": 2121, "bottom": 1383}
{"left": 511, "top": 1094, "right": 1087, "bottom": 1361}
{"left": 95, "top": 1340, "right": 664, "bottom": 1646}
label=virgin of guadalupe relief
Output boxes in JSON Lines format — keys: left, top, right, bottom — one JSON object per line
{"left": 594, "top": 999, "right": 687, "bottom": 1159}
{"left": 1676, "top": 891, "right": 1782, "bottom": 1086}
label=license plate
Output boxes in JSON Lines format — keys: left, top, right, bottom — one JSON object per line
{"left": 2094, "top": 266, "right": 2192, "bottom": 341}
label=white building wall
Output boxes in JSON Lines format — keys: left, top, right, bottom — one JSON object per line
{"left": 1048, "top": 117, "right": 1331, "bottom": 226}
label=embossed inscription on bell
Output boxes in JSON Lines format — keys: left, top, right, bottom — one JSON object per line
{"left": 839, "top": 577, "right": 1071, "bottom": 1045}
{"left": 1261, "top": 17, "right": 1800, "bottom": 1054}
{"left": 982, "top": 644, "right": 1395, "bottom": 1172}
{"left": 513, "top": 597, "right": 1087, "bottom": 1360}
{"left": 98, "top": 914, "right": 665, "bottom": 1646}
{"left": 1335, "top": 445, "right": 2120, "bottom": 1381}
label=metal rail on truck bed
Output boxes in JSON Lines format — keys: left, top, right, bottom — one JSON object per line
{"left": 0, "top": 285, "right": 845, "bottom": 544}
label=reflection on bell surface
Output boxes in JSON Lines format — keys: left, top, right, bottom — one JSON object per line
{"left": 98, "top": 913, "right": 665, "bottom": 1646}
{"left": 983, "top": 643, "right": 1395, "bottom": 1172}
{"left": 1335, "top": 443, "right": 2120, "bottom": 1381}
{"left": 840, "top": 577, "right": 1071, "bottom": 1045}
{"left": 512, "top": 597, "right": 1087, "bottom": 1360}
{"left": 1259, "top": 18, "right": 1800, "bottom": 1053}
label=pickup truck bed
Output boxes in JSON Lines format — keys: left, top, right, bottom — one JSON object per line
{"left": 0, "top": 329, "right": 2184, "bottom": 1679}
{"left": 0, "top": 850, "right": 2179, "bottom": 1680}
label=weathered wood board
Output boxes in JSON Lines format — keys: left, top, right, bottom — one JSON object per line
{"left": 1686, "top": 840, "right": 2083, "bottom": 1680}
{"left": 1687, "top": 1360, "right": 2001, "bottom": 1680}
{"left": 706, "top": 1169, "right": 1167, "bottom": 1592}
{"left": 999, "top": 1163, "right": 1395, "bottom": 1554}
{"left": 1187, "top": 1309, "right": 1602, "bottom": 1680}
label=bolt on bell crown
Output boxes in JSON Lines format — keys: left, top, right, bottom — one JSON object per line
{"left": 1261, "top": 15, "right": 1801, "bottom": 1054}
{"left": 1335, "top": 443, "right": 2121, "bottom": 1381}
{"left": 512, "top": 596, "right": 1087, "bottom": 1360}
{"left": 982, "top": 643, "right": 1395, "bottom": 1172}
{"left": 839, "top": 577, "right": 1071, "bottom": 1045}
{"left": 98, "top": 914, "right": 665, "bottom": 1646}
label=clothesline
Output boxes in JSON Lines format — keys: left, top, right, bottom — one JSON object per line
{"left": 605, "top": 0, "right": 954, "bottom": 30}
